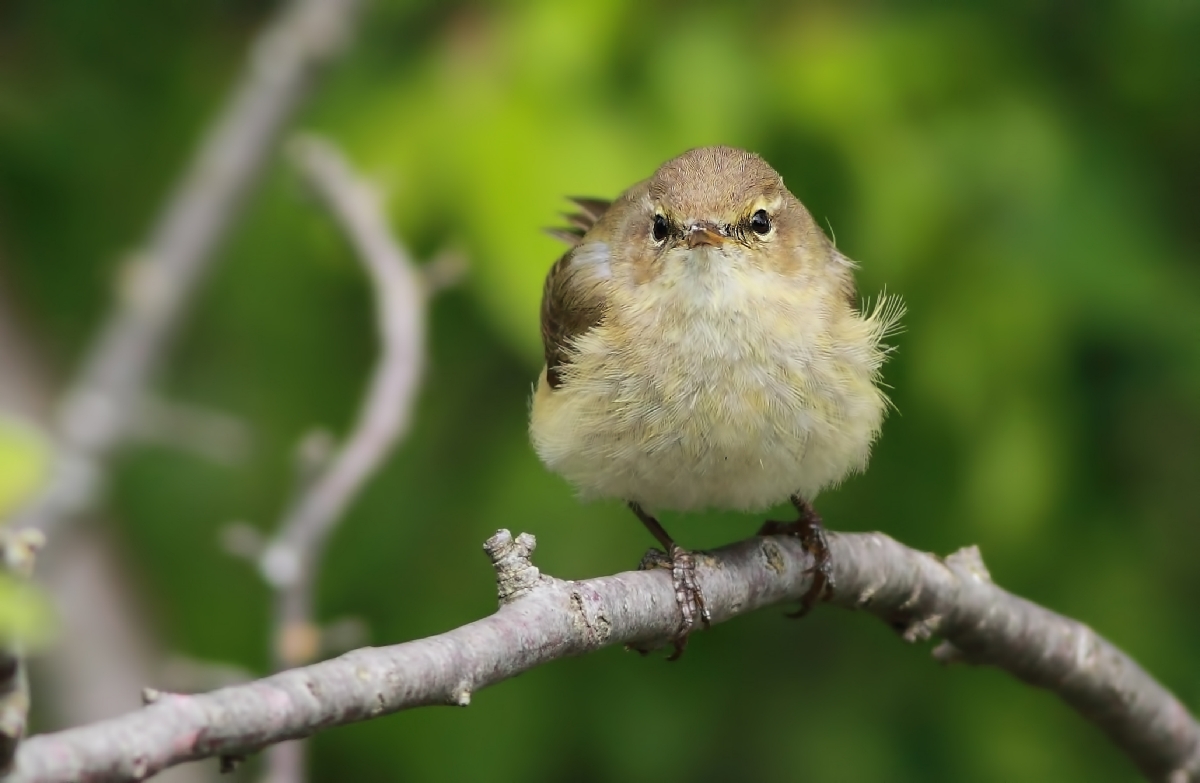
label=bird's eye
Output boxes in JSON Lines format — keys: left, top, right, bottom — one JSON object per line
{"left": 652, "top": 213, "right": 669, "bottom": 243}
{"left": 749, "top": 209, "right": 772, "bottom": 236}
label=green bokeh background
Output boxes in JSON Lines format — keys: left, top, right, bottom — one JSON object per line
{"left": 2, "top": 1, "right": 1199, "bottom": 780}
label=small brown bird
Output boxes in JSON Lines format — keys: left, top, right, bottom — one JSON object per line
{"left": 530, "top": 146, "right": 901, "bottom": 656}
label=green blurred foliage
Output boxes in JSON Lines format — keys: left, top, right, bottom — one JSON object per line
{"left": 0, "top": 416, "right": 49, "bottom": 521}
{"left": 2, "top": 0, "right": 1199, "bottom": 780}
{"left": 0, "top": 417, "right": 55, "bottom": 648}
{"left": 0, "top": 571, "right": 55, "bottom": 651}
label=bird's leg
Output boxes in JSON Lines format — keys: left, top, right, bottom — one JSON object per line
{"left": 758, "top": 495, "right": 834, "bottom": 617}
{"left": 629, "top": 502, "right": 710, "bottom": 659}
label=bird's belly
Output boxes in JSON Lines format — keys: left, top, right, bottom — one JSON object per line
{"left": 530, "top": 322, "right": 883, "bottom": 512}
{"left": 616, "top": 383, "right": 814, "bottom": 511}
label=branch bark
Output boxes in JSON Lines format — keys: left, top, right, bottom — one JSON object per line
{"left": 5, "top": 529, "right": 1197, "bottom": 783}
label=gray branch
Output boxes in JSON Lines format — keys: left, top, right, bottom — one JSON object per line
{"left": 5, "top": 529, "right": 1198, "bottom": 782}
{"left": 827, "top": 535, "right": 1200, "bottom": 782}
{"left": 260, "top": 135, "right": 426, "bottom": 632}
{"left": 11, "top": 0, "right": 366, "bottom": 537}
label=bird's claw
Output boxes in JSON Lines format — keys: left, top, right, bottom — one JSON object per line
{"left": 638, "top": 545, "right": 711, "bottom": 659}
{"left": 758, "top": 505, "right": 834, "bottom": 617}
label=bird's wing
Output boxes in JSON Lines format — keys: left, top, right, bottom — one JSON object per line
{"left": 540, "top": 238, "right": 611, "bottom": 389}
{"left": 543, "top": 197, "right": 612, "bottom": 247}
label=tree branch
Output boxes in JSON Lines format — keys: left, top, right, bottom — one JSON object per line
{"left": 825, "top": 535, "right": 1200, "bottom": 782}
{"left": 11, "top": 0, "right": 367, "bottom": 537}
{"left": 260, "top": 135, "right": 426, "bottom": 643}
{"left": 5, "top": 529, "right": 1197, "bottom": 782}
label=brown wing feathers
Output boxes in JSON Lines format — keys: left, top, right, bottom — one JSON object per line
{"left": 542, "top": 197, "right": 612, "bottom": 247}
{"left": 540, "top": 197, "right": 612, "bottom": 389}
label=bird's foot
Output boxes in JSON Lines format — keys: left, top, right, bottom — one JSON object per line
{"left": 638, "top": 544, "right": 711, "bottom": 660}
{"left": 758, "top": 497, "right": 834, "bottom": 617}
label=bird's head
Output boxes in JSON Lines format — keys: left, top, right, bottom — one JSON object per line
{"left": 602, "top": 146, "right": 825, "bottom": 283}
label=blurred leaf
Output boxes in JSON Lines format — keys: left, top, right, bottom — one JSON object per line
{"left": 0, "top": 417, "right": 50, "bottom": 523}
{"left": 0, "top": 572, "right": 55, "bottom": 650}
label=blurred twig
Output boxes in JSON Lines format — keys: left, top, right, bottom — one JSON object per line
{"left": 0, "top": 530, "right": 44, "bottom": 773}
{"left": 131, "top": 397, "right": 253, "bottom": 466}
{"left": 241, "top": 135, "right": 428, "bottom": 783}
{"left": 264, "top": 135, "right": 426, "bottom": 656}
{"left": 11, "top": 0, "right": 366, "bottom": 538}
{"left": 5, "top": 528, "right": 1199, "bottom": 782}
{"left": 420, "top": 250, "right": 469, "bottom": 295}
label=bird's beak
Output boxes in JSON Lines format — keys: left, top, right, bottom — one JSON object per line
{"left": 685, "top": 222, "right": 727, "bottom": 249}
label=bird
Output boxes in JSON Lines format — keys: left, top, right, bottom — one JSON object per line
{"left": 529, "top": 145, "right": 902, "bottom": 658}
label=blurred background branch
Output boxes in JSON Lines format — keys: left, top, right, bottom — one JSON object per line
{"left": 0, "top": 287, "right": 217, "bottom": 783}
{"left": 11, "top": 0, "right": 366, "bottom": 536}
{"left": 264, "top": 135, "right": 426, "bottom": 657}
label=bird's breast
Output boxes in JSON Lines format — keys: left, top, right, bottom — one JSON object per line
{"left": 610, "top": 276, "right": 824, "bottom": 445}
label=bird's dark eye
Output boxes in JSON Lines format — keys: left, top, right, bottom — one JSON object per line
{"left": 749, "top": 209, "right": 772, "bottom": 236}
{"left": 652, "top": 213, "right": 669, "bottom": 243}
